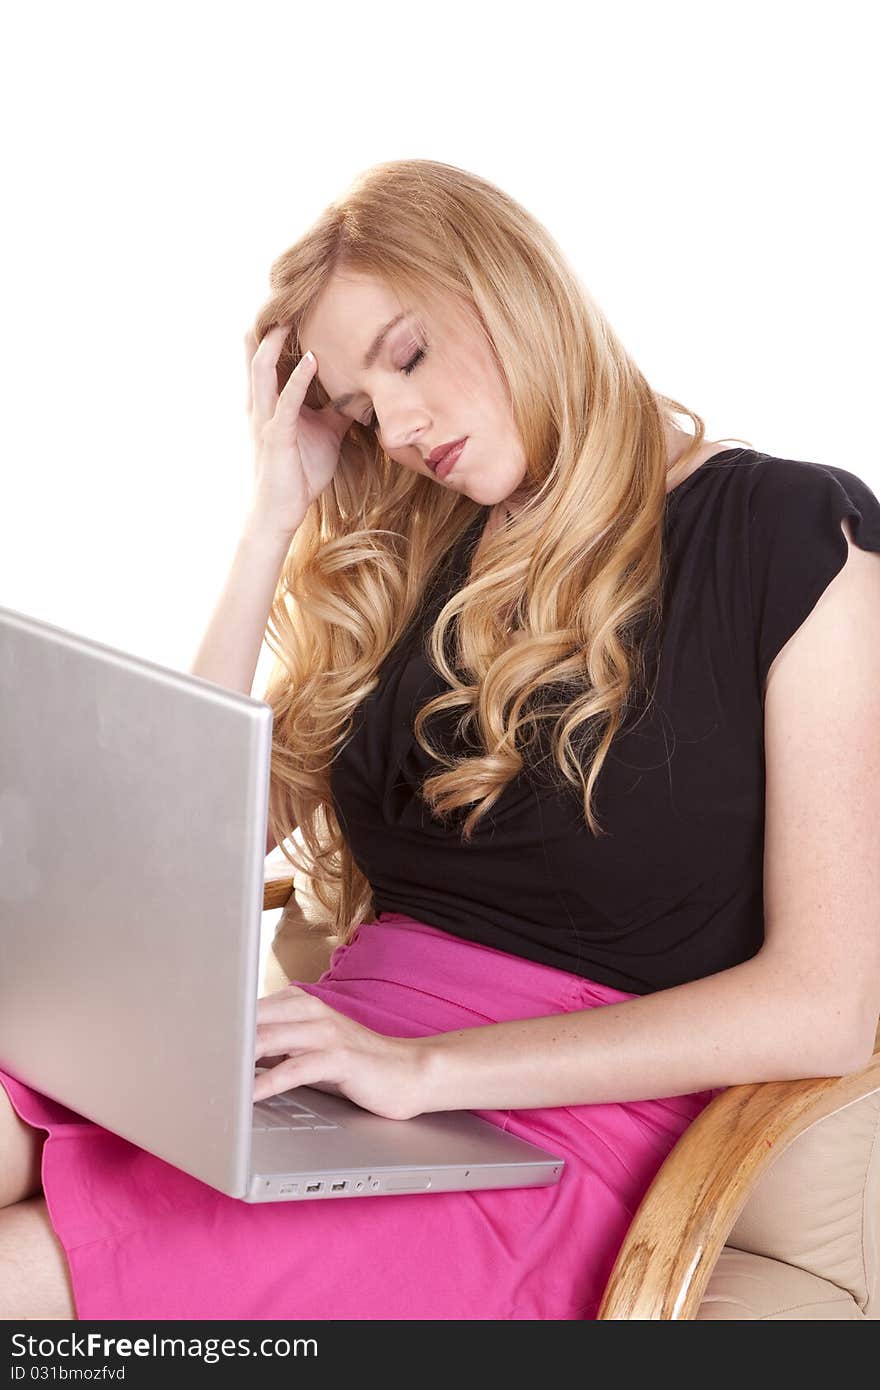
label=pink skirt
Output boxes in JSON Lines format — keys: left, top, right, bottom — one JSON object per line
{"left": 0, "top": 913, "right": 723, "bottom": 1321}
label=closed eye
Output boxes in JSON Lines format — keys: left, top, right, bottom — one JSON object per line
{"left": 361, "top": 347, "right": 426, "bottom": 431}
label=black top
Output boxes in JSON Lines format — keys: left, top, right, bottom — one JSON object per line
{"left": 329, "top": 448, "right": 880, "bottom": 994}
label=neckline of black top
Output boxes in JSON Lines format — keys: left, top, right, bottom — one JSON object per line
{"left": 452, "top": 446, "right": 751, "bottom": 559}
{"left": 665, "top": 445, "right": 751, "bottom": 506}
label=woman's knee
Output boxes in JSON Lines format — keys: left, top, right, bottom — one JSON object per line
{"left": 0, "top": 1084, "right": 45, "bottom": 1208}
{"left": 0, "top": 1197, "right": 76, "bottom": 1320}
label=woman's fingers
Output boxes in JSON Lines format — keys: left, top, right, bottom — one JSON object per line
{"left": 243, "top": 329, "right": 256, "bottom": 416}
{"left": 246, "top": 321, "right": 293, "bottom": 436}
{"left": 274, "top": 344, "right": 317, "bottom": 426}
{"left": 256, "top": 983, "right": 319, "bottom": 1024}
{"left": 255, "top": 1015, "right": 329, "bottom": 1060}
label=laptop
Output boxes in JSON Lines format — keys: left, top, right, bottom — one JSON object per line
{"left": 0, "top": 603, "right": 565, "bottom": 1203}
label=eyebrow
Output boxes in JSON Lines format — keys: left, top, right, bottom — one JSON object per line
{"left": 320, "top": 312, "right": 408, "bottom": 412}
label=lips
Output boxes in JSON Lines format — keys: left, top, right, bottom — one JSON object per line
{"left": 427, "top": 437, "right": 468, "bottom": 471}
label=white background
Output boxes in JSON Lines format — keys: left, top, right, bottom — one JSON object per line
{"left": 2, "top": 1, "right": 877, "bottom": 970}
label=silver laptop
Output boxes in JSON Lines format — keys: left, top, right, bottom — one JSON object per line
{"left": 0, "top": 604, "right": 565, "bottom": 1203}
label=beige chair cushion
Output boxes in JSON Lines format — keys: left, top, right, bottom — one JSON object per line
{"left": 701, "top": 1090, "right": 880, "bottom": 1318}
{"left": 699, "top": 1248, "right": 864, "bottom": 1319}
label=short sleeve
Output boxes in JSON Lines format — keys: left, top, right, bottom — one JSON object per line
{"left": 748, "top": 457, "right": 880, "bottom": 696}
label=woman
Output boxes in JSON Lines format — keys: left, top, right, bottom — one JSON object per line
{"left": 2, "top": 158, "right": 879, "bottom": 1321}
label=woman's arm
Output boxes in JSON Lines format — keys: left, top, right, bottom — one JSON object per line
{"left": 413, "top": 952, "right": 865, "bottom": 1113}
{"left": 188, "top": 515, "right": 296, "bottom": 857}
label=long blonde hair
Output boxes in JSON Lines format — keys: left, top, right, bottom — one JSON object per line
{"left": 253, "top": 158, "right": 750, "bottom": 942}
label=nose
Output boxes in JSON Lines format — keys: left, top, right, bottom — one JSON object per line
{"left": 368, "top": 392, "right": 429, "bottom": 456}
{"left": 376, "top": 416, "right": 428, "bottom": 457}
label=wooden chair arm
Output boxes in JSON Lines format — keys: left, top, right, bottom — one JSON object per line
{"left": 263, "top": 862, "right": 296, "bottom": 912}
{"left": 597, "top": 1020, "right": 880, "bottom": 1319}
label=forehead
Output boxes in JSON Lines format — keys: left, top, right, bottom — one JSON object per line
{"left": 302, "top": 272, "right": 402, "bottom": 340}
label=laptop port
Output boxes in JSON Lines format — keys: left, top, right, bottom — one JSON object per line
{"left": 305, "top": 1181, "right": 323, "bottom": 1193}
{"left": 330, "top": 1181, "right": 348, "bottom": 1192}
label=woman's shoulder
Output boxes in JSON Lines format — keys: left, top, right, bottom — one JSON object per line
{"left": 744, "top": 449, "right": 879, "bottom": 512}
{"left": 669, "top": 444, "right": 879, "bottom": 518}
{"left": 713, "top": 448, "right": 880, "bottom": 694}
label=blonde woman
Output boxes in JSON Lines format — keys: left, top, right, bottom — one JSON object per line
{"left": 2, "top": 159, "right": 879, "bottom": 1322}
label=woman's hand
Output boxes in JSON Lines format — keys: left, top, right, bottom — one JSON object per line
{"left": 253, "top": 984, "right": 428, "bottom": 1121}
{"left": 244, "top": 322, "right": 355, "bottom": 540}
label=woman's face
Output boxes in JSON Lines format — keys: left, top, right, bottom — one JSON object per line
{"left": 300, "top": 271, "right": 528, "bottom": 508}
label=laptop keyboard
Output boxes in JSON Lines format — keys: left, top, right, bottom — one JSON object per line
{"left": 252, "top": 1093, "right": 340, "bottom": 1132}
